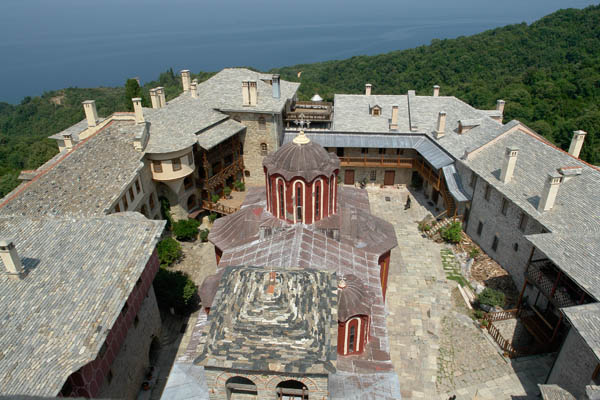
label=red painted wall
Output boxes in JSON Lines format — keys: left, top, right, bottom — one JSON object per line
{"left": 60, "top": 250, "right": 160, "bottom": 398}
{"left": 378, "top": 251, "right": 391, "bottom": 300}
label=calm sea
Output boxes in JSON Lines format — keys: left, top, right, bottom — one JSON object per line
{"left": 0, "top": 0, "right": 597, "bottom": 103}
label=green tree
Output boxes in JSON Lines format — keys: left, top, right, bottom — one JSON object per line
{"left": 153, "top": 267, "right": 198, "bottom": 313}
{"left": 157, "top": 237, "right": 182, "bottom": 267}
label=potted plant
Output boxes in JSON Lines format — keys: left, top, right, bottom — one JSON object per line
{"left": 223, "top": 186, "right": 232, "bottom": 199}
{"left": 211, "top": 193, "right": 220, "bottom": 203}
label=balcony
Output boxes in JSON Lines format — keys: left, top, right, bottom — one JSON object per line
{"left": 285, "top": 101, "right": 333, "bottom": 122}
{"left": 339, "top": 156, "right": 414, "bottom": 168}
{"left": 204, "top": 157, "right": 244, "bottom": 192}
{"left": 526, "top": 259, "right": 589, "bottom": 308}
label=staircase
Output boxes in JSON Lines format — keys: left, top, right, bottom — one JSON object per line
{"left": 426, "top": 215, "right": 463, "bottom": 239}
{"left": 441, "top": 182, "right": 456, "bottom": 217}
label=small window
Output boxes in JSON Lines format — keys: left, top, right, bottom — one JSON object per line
{"left": 172, "top": 158, "right": 182, "bottom": 171}
{"left": 501, "top": 198, "right": 509, "bottom": 216}
{"left": 245, "top": 170, "right": 251, "bottom": 177}
{"left": 187, "top": 153, "right": 193, "bottom": 165}
{"left": 152, "top": 160, "right": 162, "bottom": 173}
{"left": 372, "top": 107, "right": 381, "bottom": 116}
{"left": 115, "top": 203, "right": 121, "bottom": 213}
{"left": 135, "top": 179, "right": 141, "bottom": 194}
{"left": 260, "top": 143, "right": 268, "bottom": 156}
{"left": 361, "top": 148, "right": 368, "bottom": 154}
{"left": 134, "top": 316, "right": 139, "bottom": 328}
{"left": 122, "top": 195, "right": 128, "bottom": 210}
{"left": 315, "top": 185, "right": 320, "bottom": 217}
{"left": 484, "top": 184, "right": 491, "bottom": 201}
{"left": 491, "top": 235, "right": 499, "bottom": 252}
{"left": 149, "top": 193, "right": 155, "bottom": 210}
{"left": 349, "top": 325, "right": 356, "bottom": 353}
{"left": 129, "top": 187, "right": 134, "bottom": 201}
{"left": 258, "top": 116, "right": 266, "bottom": 130}
{"left": 370, "top": 170, "right": 377, "bottom": 181}
{"left": 469, "top": 172, "right": 477, "bottom": 188}
{"left": 378, "top": 148, "right": 385, "bottom": 155}
{"left": 513, "top": 242, "right": 519, "bottom": 252}
{"left": 518, "top": 213, "right": 528, "bottom": 232}
{"left": 477, "top": 221, "right": 483, "bottom": 236}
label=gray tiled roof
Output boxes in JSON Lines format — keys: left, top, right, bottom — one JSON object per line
{"left": 561, "top": 302, "right": 600, "bottom": 362}
{"left": 0, "top": 213, "right": 164, "bottom": 396}
{"left": 464, "top": 127, "right": 600, "bottom": 297}
{"left": 144, "top": 96, "right": 228, "bottom": 154}
{"left": 442, "top": 165, "right": 470, "bottom": 202}
{"left": 0, "top": 120, "right": 145, "bottom": 217}
{"left": 47, "top": 118, "right": 106, "bottom": 141}
{"left": 196, "top": 265, "right": 337, "bottom": 374}
{"left": 193, "top": 68, "right": 299, "bottom": 114}
{"left": 538, "top": 384, "right": 576, "bottom": 400}
{"left": 283, "top": 131, "right": 454, "bottom": 170}
{"left": 196, "top": 119, "right": 245, "bottom": 151}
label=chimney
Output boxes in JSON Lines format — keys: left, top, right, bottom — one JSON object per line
{"left": 272, "top": 74, "right": 281, "bottom": 99}
{"left": 249, "top": 81, "right": 257, "bottom": 106}
{"left": 538, "top": 172, "right": 562, "bottom": 212}
{"left": 82, "top": 100, "right": 99, "bottom": 128}
{"left": 242, "top": 81, "right": 250, "bottom": 105}
{"left": 156, "top": 87, "right": 166, "bottom": 107}
{"left": 190, "top": 82, "right": 198, "bottom": 98}
{"left": 132, "top": 98, "right": 144, "bottom": 124}
{"left": 500, "top": 147, "right": 519, "bottom": 183}
{"left": 568, "top": 130, "right": 587, "bottom": 159}
{"left": 390, "top": 105, "right": 399, "bottom": 130}
{"left": 365, "top": 83, "right": 372, "bottom": 96}
{"left": 181, "top": 69, "right": 191, "bottom": 92}
{"left": 496, "top": 100, "right": 505, "bottom": 114}
{"left": 62, "top": 133, "right": 74, "bottom": 150}
{"left": 192, "top": 78, "right": 198, "bottom": 85}
{"left": 433, "top": 85, "right": 440, "bottom": 97}
{"left": 435, "top": 111, "right": 447, "bottom": 139}
{"left": 0, "top": 239, "right": 24, "bottom": 278}
{"left": 149, "top": 89, "right": 159, "bottom": 109}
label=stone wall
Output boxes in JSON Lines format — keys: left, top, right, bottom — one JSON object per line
{"left": 204, "top": 368, "right": 329, "bottom": 400}
{"left": 97, "top": 286, "right": 162, "bottom": 400}
{"left": 547, "top": 328, "right": 600, "bottom": 399}
{"left": 340, "top": 167, "right": 411, "bottom": 187}
{"left": 464, "top": 173, "right": 547, "bottom": 290}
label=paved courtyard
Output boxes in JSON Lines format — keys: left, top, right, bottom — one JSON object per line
{"left": 367, "top": 186, "right": 553, "bottom": 400}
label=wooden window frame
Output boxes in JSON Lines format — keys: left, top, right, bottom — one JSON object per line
{"left": 172, "top": 157, "right": 182, "bottom": 171}
{"left": 260, "top": 143, "right": 268, "bottom": 156}
{"left": 370, "top": 170, "right": 377, "bottom": 181}
{"left": 152, "top": 160, "right": 162, "bottom": 173}
{"left": 258, "top": 116, "right": 266, "bottom": 130}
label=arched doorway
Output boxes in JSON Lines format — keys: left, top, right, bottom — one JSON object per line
{"left": 225, "top": 376, "right": 257, "bottom": 399}
{"left": 276, "top": 380, "right": 308, "bottom": 399}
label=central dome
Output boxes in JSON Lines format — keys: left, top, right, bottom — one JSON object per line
{"left": 263, "top": 132, "right": 339, "bottom": 181}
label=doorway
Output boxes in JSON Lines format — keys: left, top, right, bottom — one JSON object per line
{"left": 344, "top": 170, "right": 355, "bottom": 185}
{"left": 384, "top": 170, "right": 395, "bottom": 186}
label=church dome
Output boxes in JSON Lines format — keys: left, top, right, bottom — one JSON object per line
{"left": 263, "top": 131, "right": 339, "bottom": 181}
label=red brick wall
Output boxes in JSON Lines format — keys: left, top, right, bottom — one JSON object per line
{"left": 61, "top": 250, "right": 160, "bottom": 397}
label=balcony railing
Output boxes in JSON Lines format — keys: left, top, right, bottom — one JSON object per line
{"left": 338, "top": 156, "right": 414, "bottom": 168}
{"left": 526, "top": 260, "right": 582, "bottom": 308}
{"left": 204, "top": 157, "right": 244, "bottom": 192}
{"left": 202, "top": 200, "right": 238, "bottom": 215}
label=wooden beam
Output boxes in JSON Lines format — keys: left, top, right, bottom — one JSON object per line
{"left": 550, "top": 313, "right": 563, "bottom": 343}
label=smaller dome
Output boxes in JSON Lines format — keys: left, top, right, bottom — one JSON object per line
{"left": 311, "top": 94, "right": 323, "bottom": 102}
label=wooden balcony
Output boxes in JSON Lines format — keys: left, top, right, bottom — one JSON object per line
{"left": 413, "top": 158, "right": 441, "bottom": 191}
{"left": 204, "top": 157, "right": 244, "bottom": 192}
{"left": 339, "top": 156, "right": 414, "bottom": 168}
{"left": 201, "top": 200, "right": 239, "bottom": 215}
{"left": 526, "top": 259, "right": 587, "bottom": 308}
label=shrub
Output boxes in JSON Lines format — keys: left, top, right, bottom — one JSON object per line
{"left": 473, "top": 309, "right": 484, "bottom": 320}
{"left": 477, "top": 288, "right": 505, "bottom": 308}
{"left": 153, "top": 267, "right": 198, "bottom": 313}
{"left": 199, "top": 228, "right": 209, "bottom": 242}
{"left": 223, "top": 186, "right": 232, "bottom": 197}
{"left": 234, "top": 180, "right": 245, "bottom": 191}
{"left": 481, "top": 319, "right": 489, "bottom": 327}
{"left": 208, "top": 212, "right": 218, "bottom": 223}
{"left": 172, "top": 219, "right": 201, "bottom": 241}
{"left": 418, "top": 222, "right": 431, "bottom": 232}
{"left": 211, "top": 193, "right": 220, "bottom": 203}
{"left": 440, "top": 221, "right": 462, "bottom": 244}
{"left": 157, "top": 237, "right": 182, "bottom": 267}
{"left": 469, "top": 247, "right": 480, "bottom": 259}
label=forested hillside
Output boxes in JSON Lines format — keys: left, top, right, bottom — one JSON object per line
{"left": 1, "top": 6, "right": 598, "bottom": 197}
{"left": 272, "top": 5, "right": 600, "bottom": 165}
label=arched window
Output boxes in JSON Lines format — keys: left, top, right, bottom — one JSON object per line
{"left": 349, "top": 325, "right": 356, "bottom": 353}
{"left": 226, "top": 376, "right": 257, "bottom": 398}
{"left": 276, "top": 380, "right": 308, "bottom": 400}
{"left": 330, "top": 174, "right": 336, "bottom": 214}
{"left": 258, "top": 116, "right": 266, "bottom": 130}
{"left": 315, "top": 184, "right": 320, "bottom": 218}
{"left": 296, "top": 185, "right": 302, "bottom": 222}
{"left": 278, "top": 181, "right": 284, "bottom": 218}
{"left": 260, "top": 143, "right": 268, "bottom": 156}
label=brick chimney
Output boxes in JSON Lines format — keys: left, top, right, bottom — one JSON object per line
{"left": 568, "top": 130, "right": 587, "bottom": 159}
{"left": 433, "top": 85, "right": 440, "bottom": 97}
{"left": 0, "top": 239, "right": 24, "bottom": 278}
{"left": 496, "top": 100, "right": 505, "bottom": 114}
{"left": 434, "top": 111, "right": 446, "bottom": 139}
{"left": 132, "top": 98, "right": 144, "bottom": 124}
{"left": 500, "top": 147, "right": 519, "bottom": 183}
{"left": 156, "top": 87, "right": 166, "bottom": 108}
{"left": 390, "top": 105, "right": 399, "bottom": 130}
{"left": 190, "top": 82, "right": 198, "bottom": 98}
{"left": 149, "top": 89, "right": 159, "bottom": 109}
{"left": 538, "top": 172, "right": 562, "bottom": 212}
{"left": 82, "top": 100, "right": 99, "bottom": 128}
{"left": 365, "top": 84, "right": 372, "bottom": 96}
{"left": 272, "top": 74, "right": 281, "bottom": 99}
{"left": 181, "top": 69, "right": 191, "bottom": 92}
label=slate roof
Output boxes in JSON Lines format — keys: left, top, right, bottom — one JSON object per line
{"left": 0, "top": 120, "right": 144, "bottom": 217}
{"left": 195, "top": 266, "right": 337, "bottom": 374}
{"left": 196, "top": 119, "right": 245, "bottom": 151}
{"left": 463, "top": 127, "right": 600, "bottom": 299}
{"left": 561, "top": 302, "right": 600, "bottom": 362}
{"left": 0, "top": 213, "right": 164, "bottom": 396}
{"left": 47, "top": 118, "right": 106, "bottom": 141}
{"left": 442, "top": 165, "right": 471, "bottom": 202}
{"left": 538, "top": 384, "right": 576, "bottom": 400}
{"left": 193, "top": 68, "right": 300, "bottom": 114}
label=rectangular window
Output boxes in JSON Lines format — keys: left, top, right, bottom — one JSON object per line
{"left": 122, "top": 195, "right": 128, "bottom": 210}
{"left": 172, "top": 158, "right": 182, "bottom": 171}
{"left": 187, "top": 153, "right": 193, "bottom": 165}
{"left": 296, "top": 187, "right": 302, "bottom": 221}
{"left": 361, "top": 148, "right": 368, "bottom": 154}
{"left": 501, "top": 198, "right": 509, "bottom": 216}
{"left": 477, "top": 221, "right": 483, "bottom": 236}
{"left": 152, "top": 160, "right": 162, "bottom": 173}
{"left": 469, "top": 172, "right": 477, "bottom": 188}
{"left": 484, "top": 184, "right": 491, "bottom": 201}
{"left": 135, "top": 179, "right": 141, "bottom": 194}
{"left": 378, "top": 148, "right": 385, "bottom": 155}
{"left": 370, "top": 170, "right": 377, "bottom": 181}
{"left": 491, "top": 235, "right": 499, "bottom": 252}
{"left": 129, "top": 187, "right": 134, "bottom": 201}
{"left": 149, "top": 193, "right": 155, "bottom": 210}
{"left": 518, "top": 213, "right": 528, "bottom": 232}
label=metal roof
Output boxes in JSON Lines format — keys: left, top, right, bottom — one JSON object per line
{"left": 442, "top": 165, "right": 471, "bottom": 202}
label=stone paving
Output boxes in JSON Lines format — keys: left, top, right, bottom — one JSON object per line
{"left": 366, "top": 186, "right": 554, "bottom": 400}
